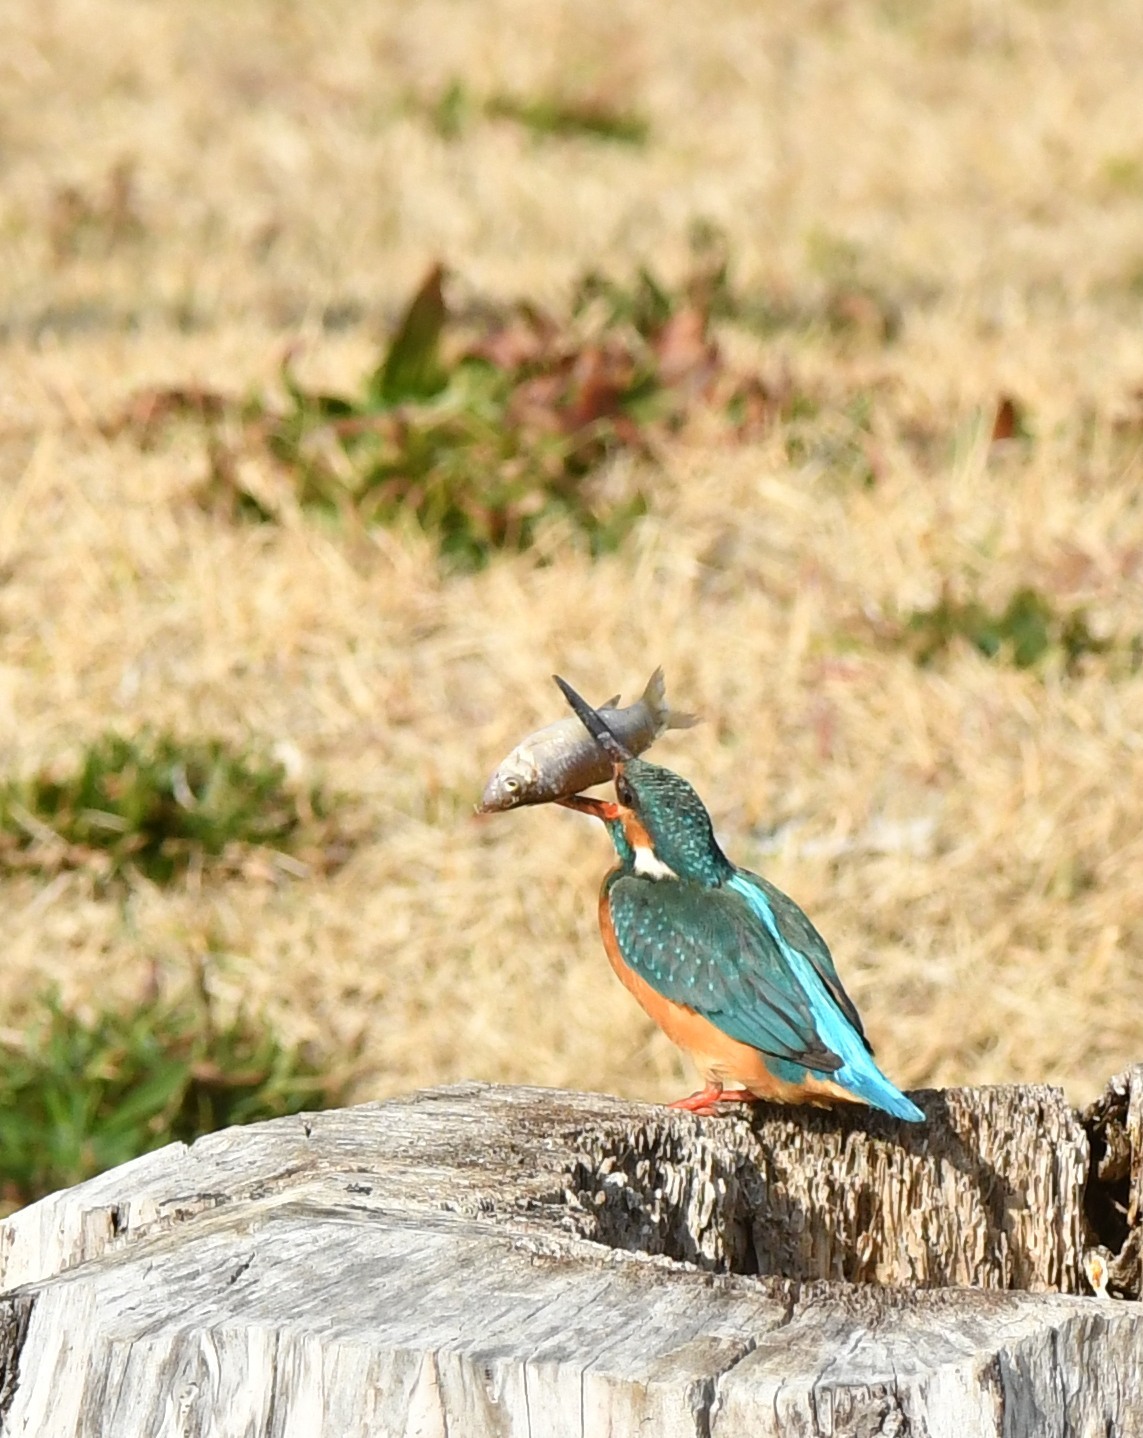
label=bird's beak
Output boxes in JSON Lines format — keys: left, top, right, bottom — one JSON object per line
{"left": 552, "top": 675, "right": 634, "bottom": 775}
{"left": 556, "top": 794, "right": 622, "bottom": 821}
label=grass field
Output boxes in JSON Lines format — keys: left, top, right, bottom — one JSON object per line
{"left": 2, "top": 0, "right": 1143, "bottom": 1116}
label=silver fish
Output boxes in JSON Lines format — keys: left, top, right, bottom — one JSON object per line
{"left": 478, "top": 667, "right": 697, "bottom": 812}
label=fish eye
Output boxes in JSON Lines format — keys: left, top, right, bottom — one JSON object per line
{"left": 504, "top": 776, "right": 520, "bottom": 792}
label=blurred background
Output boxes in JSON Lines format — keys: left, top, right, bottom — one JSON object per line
{"left": 2, "top": 0, "right": 1143, "bottom": 1207}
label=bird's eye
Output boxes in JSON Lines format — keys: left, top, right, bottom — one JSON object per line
{"left": 616, "top": 776, "right": 632, "bottom": 804}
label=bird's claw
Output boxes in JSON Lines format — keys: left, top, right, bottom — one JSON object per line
{"left": 669, "top": 1086, "right": 760, "bottom": 1116}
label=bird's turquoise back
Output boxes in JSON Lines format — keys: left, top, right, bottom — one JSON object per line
{"left": 605, "top": 870, "right": 842, "bottom": 1073}
{"left": 595, "top": 761, "right": 923, "bottom": 1122}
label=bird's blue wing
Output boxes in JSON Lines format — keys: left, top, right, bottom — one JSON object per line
{"left": 723, "top": 870, "right": 924, "bottom": 1120}
{"left": 607, "top": 871, "right": 924, "bottom": 1121}
{"left": 606, "top": 874, "right": 843, "bottom": 1072}
{"left": 732, "top": 870, "right": 870, "bottom": 1050}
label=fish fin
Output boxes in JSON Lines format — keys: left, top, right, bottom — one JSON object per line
{"left": 601, "top": 694, "right": 621, "bottom": 708}
{"left": 639, "top": 667, "right": 669, "bottom": 733}
{"left": 665, "top": 709, "right": 700, "bottom": 731}
{"left": 639, "top": 666, "right": 699, "bottom": 733}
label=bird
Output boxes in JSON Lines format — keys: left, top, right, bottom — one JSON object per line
{"left": 552, "top": 675, "right": 924, "bottom": 1122}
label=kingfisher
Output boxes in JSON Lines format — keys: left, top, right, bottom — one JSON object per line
{"left": 552, "top": 676, "right": 923, "bottom": 1122}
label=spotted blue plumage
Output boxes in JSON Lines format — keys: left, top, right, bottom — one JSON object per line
{"left": 600, "top": 757, "right": 924, "bottom": 1123}
{"left": 605, "top": 873, "right": 838, "bottom": 1070}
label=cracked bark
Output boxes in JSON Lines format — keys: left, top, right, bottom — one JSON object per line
{"left": 0, "top": 1074, "right": 1141, "bottom": 1436}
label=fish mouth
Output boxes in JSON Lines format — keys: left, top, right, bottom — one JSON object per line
{"left": 476, "top": 776, "right": 547, "bottom": 813}
{"left": 475, "top": 784, "right": 516, "bottom": 814}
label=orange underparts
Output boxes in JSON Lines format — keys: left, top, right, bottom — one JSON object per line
{"left": 598, "top": 886, "right": 860, "bottom": 1116}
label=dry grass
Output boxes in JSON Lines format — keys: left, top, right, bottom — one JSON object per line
{"left": 3, "top": 0, "right": 1143, "bottom": 1108}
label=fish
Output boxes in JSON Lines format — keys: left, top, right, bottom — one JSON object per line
{"left": 477, "top": 667, "right": 698, "bottom": 813}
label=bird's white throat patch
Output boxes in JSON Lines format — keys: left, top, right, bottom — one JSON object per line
{"left": 633, "top": 846, "right": 679, "bottom": 881}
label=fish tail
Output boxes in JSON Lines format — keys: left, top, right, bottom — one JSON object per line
{"left": 639, "top": 667, "right": 699, "bottom": 734}
{"left": 665, "top": 708, "right": 700, "bottom": 731}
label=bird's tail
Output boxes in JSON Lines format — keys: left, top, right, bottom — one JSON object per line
{"left": 725, "top": 864, "right": 923, "bottom": 1122}
{"left": 834, "top": 1057, "right": 925, "bottom": 1123}
{"left": 776, "top": 937, "right": 925, "bottom": 1122}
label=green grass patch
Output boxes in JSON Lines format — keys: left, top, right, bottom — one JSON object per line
{"left": 0, "top": 732, "right": 342, "bottom": 886}
{"left": 423, "top": 78, "right": 649, "bottom": 145}
{"left": 0, "top": 988, "right": 338, "bottom": 1213}
{"left": 575, "top": 222, "right": 904, "bottom": 343}
{"left": 111, "top": 239, "right": 909, "bottom": 569}
{"left": 117, "top": 256, "right": 741, "bottom": 570}
{"left": 244, "top": 262, "right": 654, "bottom": 569}
{"left": 484, "top": 92, "right": 649, "bottom": 144}
{"left": 783, "top": 390, "right": 880, "bottom": 487}
{"left": 900, "top": 587, "right": 1117, "bottom": 671}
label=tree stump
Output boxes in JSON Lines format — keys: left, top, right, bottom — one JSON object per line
{"left": 1, "top": 1072, "right": 1142, "bottom": 1436}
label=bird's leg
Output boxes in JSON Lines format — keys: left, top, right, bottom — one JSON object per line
{"left": 669, "top": 1083, "right": 726, "bottom": 1116}
{"left": 669, "top": 1085, "right": 762, "bottom": 1117}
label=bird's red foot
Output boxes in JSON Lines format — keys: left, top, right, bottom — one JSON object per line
{"left": 670, "top": 1084, "right": 722, "bottom": 1114}
{"left": 669, "top": 1085, "right": 760, "bottom": 1117}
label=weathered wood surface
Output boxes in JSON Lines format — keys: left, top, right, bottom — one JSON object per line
{"left": 1083, "top": 1062, "right": 1143, "bottom": 1299}
{"left": 0, "top": 1077, "right": 1141, "bottom": 1437}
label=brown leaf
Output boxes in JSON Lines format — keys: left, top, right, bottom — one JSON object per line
{"left": 465, "top": 308, "right": 559, "bottom": 371}
{"left": 467, "top": 324, "right": 545, "bottom": 371}
{"left": 508, "top": 372, "right": 570, "bottom": 434}
{"left": 652, "top": 307, "right": 720, "bottom": 392}
{"left": 562, "top": 345, "right": 632, "bottom": 429}
{"left": 1048, "top": 544, "right": 1099, "bottom": 595}
{"left": 990, "top": 394, "right": 1024, "bottom": 444}
{"left": 104, "top": 387, "right": 230, "bottom": 443}
{"left": 828, "top": 289, "right": 891, "bottom": 340}
{"left": 725, "top": 374, "right": 790, "bottom": 440}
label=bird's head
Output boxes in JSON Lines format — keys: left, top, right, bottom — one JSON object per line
{"left": 553, "top": 675, "right": 730, "bottom": 886}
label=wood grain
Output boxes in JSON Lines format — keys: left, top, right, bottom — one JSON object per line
{"left": 0, "top": 1080, "right": 1140, "bottom": 1437}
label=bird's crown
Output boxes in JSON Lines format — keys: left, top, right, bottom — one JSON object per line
{"left": 615, "top": 759, "right": 731, "bottom": 885}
